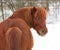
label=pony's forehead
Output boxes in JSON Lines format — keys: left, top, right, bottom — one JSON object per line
{"left": 37, "top": 7, "right": 47, "bottom": 14}
{"left": 35, "top": 7, "right": 47, "bottom": 18}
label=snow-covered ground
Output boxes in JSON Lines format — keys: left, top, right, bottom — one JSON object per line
{"left": 31, "top": 22, "right": 60, "bottom": 50}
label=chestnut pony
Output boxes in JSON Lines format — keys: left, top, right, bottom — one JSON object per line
{"left": 0, "top": 18, "right": 33, "bottom": 50}
{"left": 9, "top": 6, "right": 48, "bottom": 36}
{"left": 0, "top": 6, "right": 48, "bottom": 50}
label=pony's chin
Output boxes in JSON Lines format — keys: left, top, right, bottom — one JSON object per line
{"left": 39, "top": 33, "right": 45, "bottom": 36}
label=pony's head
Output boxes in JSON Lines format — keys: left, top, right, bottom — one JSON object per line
{"left": 31, "top": 7, "right": 48, "bottom": 36}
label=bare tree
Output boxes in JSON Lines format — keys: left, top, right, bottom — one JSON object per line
{"left": 46, "top": 0, "right": 49, "bottom": 11}
{"left": 1, "top": 0, "right": 4, "bottom": 21}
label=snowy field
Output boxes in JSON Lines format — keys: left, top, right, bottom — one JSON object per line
{"left": 32, "top": 22, "right": 60, "bottom": 50}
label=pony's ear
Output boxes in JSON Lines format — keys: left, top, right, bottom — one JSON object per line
{"left": 32, "top": 7, "right": 37, "bottom": 13}
{"left": 31, "top": 7, "right": 37, "bottom": 15}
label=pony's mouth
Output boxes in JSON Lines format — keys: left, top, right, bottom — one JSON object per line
{"left": 39, "top": 30, "right": 46, "bottom": 36}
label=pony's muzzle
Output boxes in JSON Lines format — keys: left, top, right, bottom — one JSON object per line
{"left": 39, "top": 29, "right": 48, "bottom": 36}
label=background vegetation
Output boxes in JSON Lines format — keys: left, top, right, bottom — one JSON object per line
{"left": 0, "top": 0, "right": 60, "bottom": 24}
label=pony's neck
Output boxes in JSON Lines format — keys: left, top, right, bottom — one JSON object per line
{"left": 9, "top": 7, "right": 34, "bottom": 28}
{"left": 24, "top": 16, "right": 34, "bottom": 28}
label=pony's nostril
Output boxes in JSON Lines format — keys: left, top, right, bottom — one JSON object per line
{"left": 41, "top": 30, "right": 45, "bottom": 33}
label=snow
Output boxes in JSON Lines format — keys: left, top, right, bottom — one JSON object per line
{"left": 31, "top": 22, "right": 60, "bottom": 50}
